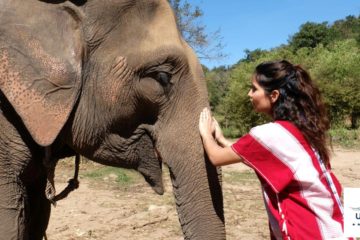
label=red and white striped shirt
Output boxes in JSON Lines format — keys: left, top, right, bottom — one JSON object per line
{"left": 232, "top": 121, "right": 346, "bottom": 239}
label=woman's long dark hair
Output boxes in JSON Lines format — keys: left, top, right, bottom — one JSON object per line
{"left": 254, "top": 60, "right": 331, "bottom": 165}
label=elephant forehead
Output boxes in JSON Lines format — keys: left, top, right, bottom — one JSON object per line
{"left": 119, "top": 1, "right": 184, "bottom": 67}
{"left": 88, "top": 0, "right": 183, "bottom": 66}
{"left": 140, "top": 2, "right": 181, "bottom": 48}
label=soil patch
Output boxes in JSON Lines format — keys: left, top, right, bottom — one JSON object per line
{"left": 47, "top": 147, "right": 360, "bottom": 239}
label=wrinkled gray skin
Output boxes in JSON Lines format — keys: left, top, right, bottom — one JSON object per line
{"left": 0, "top": 0, "right": 225, "bottom": 239}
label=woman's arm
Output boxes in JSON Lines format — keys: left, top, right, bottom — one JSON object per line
{"left": 212, "top": 118, "right": 234, "bottom": 147}
{"left": 199, "top": 108, "right": 242, "bottom": 166}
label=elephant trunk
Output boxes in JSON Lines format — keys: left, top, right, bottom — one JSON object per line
{"left": 156, "top": 110, "right": 225, "bottom": 239}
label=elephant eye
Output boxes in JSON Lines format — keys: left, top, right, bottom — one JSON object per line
{"left": 148, "top": 71, "right": 172, "bottom": 87}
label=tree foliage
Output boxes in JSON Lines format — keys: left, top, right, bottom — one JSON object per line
{"left": 205, "top": 15, "right": 360, "bottom": 138}
{"left": 205, "top": 66, "right": 230, "bottom": 110}
{"left": 288, "top": 22, "right": 335, "bottom": 51}
{"left": 332, "top": 15, "right": 360, "bottom": 42}
{"left": 311, "top": 39, "right": 360, "bottom": 128}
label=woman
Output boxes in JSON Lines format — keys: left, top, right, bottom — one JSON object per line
{"left": 199, "top": 60, "right": 346, "bottom": 239}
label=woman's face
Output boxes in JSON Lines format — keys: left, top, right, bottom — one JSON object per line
{"left": 247, "top": 77, "right": 274, "bottom": 116}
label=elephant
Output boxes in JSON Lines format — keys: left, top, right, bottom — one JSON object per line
{"left": 0, "top": 0, "right": 225, "bottom": 239}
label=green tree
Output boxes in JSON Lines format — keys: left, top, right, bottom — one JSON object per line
{"left": 331, "top": 15, "right": 360, "bottom": 41}
{"left": 311, "top": 39, "right": 360, "bottom": 128}
{"left": 241, "top": 48, "right": 268, "bottom": 63}
{"left": 205, "top": 66, "right": 230, "bottom": 110}
{"left": 288, "top": 22, "right": 335, "bottom": 51}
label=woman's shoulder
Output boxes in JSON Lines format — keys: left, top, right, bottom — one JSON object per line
{"left": 250, "top": 121, "right": 281, "bottom": 133}
{"left": 251, "top": 120, "right": 299, "bottom": 132}
{"left": 249, "top": 121, "right": 299, "bottom": 142}
{"left": 249, "top": 120, "right": 309, "bottom": 150}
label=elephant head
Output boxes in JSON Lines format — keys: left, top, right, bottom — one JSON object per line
{"left": 0, "top": 0, "right": 225, "bottom": 239}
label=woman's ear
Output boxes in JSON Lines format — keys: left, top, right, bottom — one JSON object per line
{"left": 270, "top": 90, "right": 280, "bottom": 103}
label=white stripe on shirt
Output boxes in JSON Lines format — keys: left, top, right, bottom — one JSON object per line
{"left": 250, "top": 123, "right": 343, "bottom": 239}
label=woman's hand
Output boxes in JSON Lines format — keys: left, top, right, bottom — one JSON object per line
{"left": 199, "top": 107, "right": 215, "bottom": 139}
{"left": 212, "top": 118, "right": 223, "bottom": 142}
{"left": 198, "top": 108, "right": 242, "bottom": 166}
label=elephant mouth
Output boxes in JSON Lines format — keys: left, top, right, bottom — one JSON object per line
{"left": 132, "top": 125, "right": 164, "bottom": 195}
{"left": 91, "top": 124, "right": 164, "bottom": 194}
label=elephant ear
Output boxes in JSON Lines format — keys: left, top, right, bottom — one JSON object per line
{"left": 0, "top": 2, "right": 84, "bottom": 146}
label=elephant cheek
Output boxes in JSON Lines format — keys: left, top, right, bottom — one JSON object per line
{"left": 98, "top": 79, "right": 124, "bottom": 107}
{"left": 99, "top": 56, "right": 135, "bottom": 107}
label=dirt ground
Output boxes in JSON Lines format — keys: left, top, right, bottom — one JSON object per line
{"left": 46, "top": 147, "right": 360, "bottom": 240}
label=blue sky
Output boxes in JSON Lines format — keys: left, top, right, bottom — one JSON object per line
{"left": 188, "top": 1, "right": 360, "bottom": 69}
